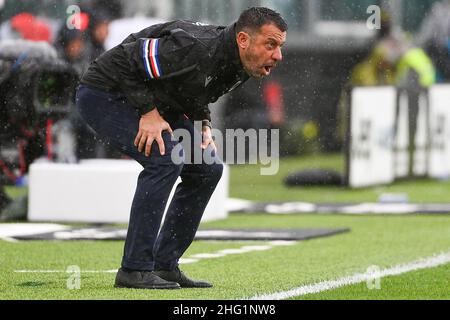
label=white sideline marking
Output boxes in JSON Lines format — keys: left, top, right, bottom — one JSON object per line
{"left": 178, "top": 258, "right": 199, "bottom": 264}
{"left": 14, "top": 241, "right": 297, "bottom": 274}
{"left": 0, "top": 237, "right": 20, "bottom": 243}
{"left": 226, "top": 198, "right": 253, "bottom": 212}
{"left": 269, "top": 240, "right": 299, "bottom": 246}
{"left": 0, "top": 223, "right": 69, "bottom": 238}
{"left": 15, "top": 269, "right": 118, "bottom": 273}
{"left": 249, "top": 251, "right": 450, "bottom": 300}
{"left": 190, "top": 253, "right": 225, "bottom": 259}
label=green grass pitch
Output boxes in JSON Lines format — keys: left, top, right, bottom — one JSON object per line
{"left": 1, "top": 154, "right": 450, "bottom": 300}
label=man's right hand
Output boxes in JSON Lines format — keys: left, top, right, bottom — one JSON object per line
{"left": 134, "top": 108, "right": 173, "bottom": 156}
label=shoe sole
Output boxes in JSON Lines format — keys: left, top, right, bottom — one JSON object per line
{"left": 114, "top": 283, "right": 181, "bottom": 290}
{"left": 178, "top": 284, "right": 213, "bottom": 288}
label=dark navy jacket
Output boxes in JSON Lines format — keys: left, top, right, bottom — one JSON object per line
{"left": 80, "top": 20, "right": 249, "bottom": 121}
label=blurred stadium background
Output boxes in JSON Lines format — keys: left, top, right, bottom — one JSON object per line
{"left": 1, "top": 0, "right": 450, "bottom": 300}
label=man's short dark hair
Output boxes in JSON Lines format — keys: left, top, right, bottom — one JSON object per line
{"left": 236, "top": 7, "right": 288, "bottom": 34}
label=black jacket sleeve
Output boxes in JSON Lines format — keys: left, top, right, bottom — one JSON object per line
{"left": 120, "top": 29, "right": 205, "bottom": 115}
{"left": 192, "top": 105, "right": 211, "bottom": 121}
{"left": 115, "top": 70, "right": 157, "bottom": 115}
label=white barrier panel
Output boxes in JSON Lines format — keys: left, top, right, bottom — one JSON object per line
{"left": 28, "top": 159, "right": 228, "bottom": 223}
{"left": 394, "top": 92, "right": 410, "bottom": 178}
{"left": 413, "top": 93, "right": 429, "bottom": 176}
{"left": 349, "top": 87, "right": 396, "bottom": 188}
{"left": 428, "top": 85, "right": 450, "bottom": 179}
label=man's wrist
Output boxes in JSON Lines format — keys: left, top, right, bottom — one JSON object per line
{"left": 142, "top": 107, "right": 158, "bottom": 117}
{"left": 201, "top": 119, "right": 212, "bottom": 129}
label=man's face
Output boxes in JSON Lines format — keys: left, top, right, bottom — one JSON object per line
{"left": 67, "top": 38, "right": 85, "bottom": 60}
{"left": 238, "top": 23, "right": 286, "bottom": 78}
{"left": 93, "top": 21, "right": 109, "bottom": 44}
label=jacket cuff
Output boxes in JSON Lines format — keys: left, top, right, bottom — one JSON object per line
{"left": 192, "top": 108, "right": 211, "bottom": 121}
{"left": 201, "top": 119, "right": 212, "bottom": 129}
{"left": 137, "top": 104, "right": 155, "bottom": 115}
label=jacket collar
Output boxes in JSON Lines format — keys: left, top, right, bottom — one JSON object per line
{"left": 222, "top": 23, "right": 246, "bottom": 74}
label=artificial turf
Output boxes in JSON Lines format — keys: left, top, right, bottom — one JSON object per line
{"left": 229, "top": 153, "right": 450, "bottom": 203}
{"left": 297, "top": 262, "right": 450, "bottom": 300}
{"left": 1, "top": 154, "right": 450, "bottom": 299}
{"left": 1, "top": 213, "right": 450, "bottom": 299}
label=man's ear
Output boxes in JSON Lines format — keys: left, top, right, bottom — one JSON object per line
{"left": 237, "top": 31, "right": 250, "bottom": 49}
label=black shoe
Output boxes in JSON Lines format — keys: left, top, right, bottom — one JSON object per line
{"left": 114, "top": 268, "right": 180, "bottom": 289}
{"left": 154, "top": 267, "right": 213, "bottom": 288}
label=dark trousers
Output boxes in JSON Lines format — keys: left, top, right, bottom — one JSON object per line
{"left": 76, "top": 85, "right": 223, "bottom": 271}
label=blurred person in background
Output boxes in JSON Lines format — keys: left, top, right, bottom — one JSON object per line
{"left": 55, "top": 12, "right": 115, "bottom": 160}
{"left": 85, "top": 11, "right": 110, "bottom": 62}
{"left": 225, "top": 79, "right": 285, "bottom": 129}
{"left": 54, "top": 24, "right": 92, "bottom": 159}
{"left": 0, "top": 11, "right": 52, "bottom": 221}
{"left": 349, "top": 42, "right": 435, "bottom": 88}
{"left": 416, "top": 0, "right": 450, "bottom": 82}
{"left": 338, "top": 10, "right": 436, "bottom": 145}
{"left": 54, "top": 24, "right": 90, "bottom": 76}
{"left": 350, "top": 11, "right": 436, "bottom": 88}
{"left": 0, "top": 38, "right": 65, "bottom": 221}
{"left": 0, "top": 27, "right": 14, "bottom": 217}
{"left": 80, "top": 0, "right": 123, "bottom": 20}
{"left": 78, "top": 10, "right": 119, "bottom": 159}
{"left": 0, "top": 12, "right": 51, "bottom": 42}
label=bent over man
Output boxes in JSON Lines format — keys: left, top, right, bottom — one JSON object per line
{"left": 76, "top": 7, "right": 287, "bottom": 289}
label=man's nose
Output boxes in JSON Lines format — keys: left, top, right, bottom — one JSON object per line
{"left": 272, "top": 47, "right": 282, "bottom": 61}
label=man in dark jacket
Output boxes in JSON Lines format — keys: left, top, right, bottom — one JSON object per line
{"left": 76, "top": 7, "right": 287, "bottom": 289}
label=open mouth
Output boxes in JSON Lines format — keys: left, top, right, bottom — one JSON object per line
{"left": 263, "top": 65, "right": 273, "bottom": 74}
